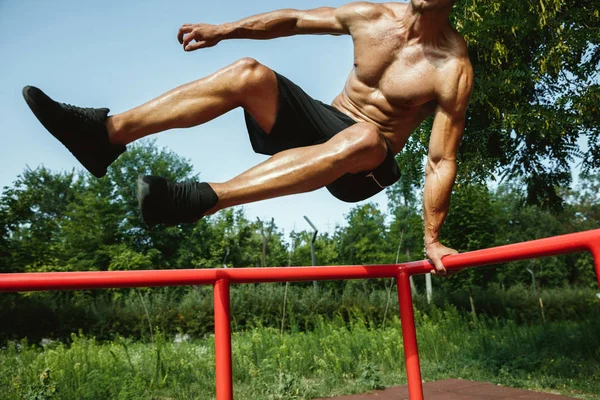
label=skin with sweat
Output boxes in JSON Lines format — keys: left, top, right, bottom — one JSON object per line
{"left": 109, "top": 0, "right": 473, "bottom": 273}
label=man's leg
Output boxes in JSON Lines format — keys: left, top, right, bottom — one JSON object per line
{"left": 209, "top": 122, "right": 388, "bottom": 212}
{"left": 140, "top": 121, "right": 388, "bottom": 226}
{"left": 107, "top": 58, "right": 279, "bottom": 145}
{"left": 23, "top": 58, "right": 279, "bottom": 178}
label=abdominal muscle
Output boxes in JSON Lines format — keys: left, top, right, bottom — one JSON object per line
{"left": 331, "top": 70, "right": 435, "bottom": 155}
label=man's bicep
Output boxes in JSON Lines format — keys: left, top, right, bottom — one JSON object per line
{"left": 295, "top": 2, "right": 380, "bottom": 35}
{"left": 294, "top": 7, "right": 348, "bottom": 35}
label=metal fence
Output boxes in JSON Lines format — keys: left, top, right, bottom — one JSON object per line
{"left": 2, "top": 229, "right": 599, "bottom": 400}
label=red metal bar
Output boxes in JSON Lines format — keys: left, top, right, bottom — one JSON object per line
{"left": 1, "top": 229, "right": 599, "bottom": 293}
{"left": 0, "top": 265, "right": 403, "bottom": 292}
{"left": 214, "top": 279, "right": 233, "bottom": 400}
{"left": 404, "top": 228, "right": 600, "bottom": 276}
{"left": 398, "top": 271, "right": 424, "bottom": 400}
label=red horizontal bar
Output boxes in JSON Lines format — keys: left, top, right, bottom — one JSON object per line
{"left": 0, "top": 265, "right": 405, "bottom": 292}
{"left": 406, "top": 228, "right": 600, "bottom": 275}
{"left": 0, "top": 229, "right": 599, "bottom": 292}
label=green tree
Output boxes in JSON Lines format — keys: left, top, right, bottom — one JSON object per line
{"left": 105, "top": 140, "right": 195, "bottom": 264}
{"left": 559, "top": 174, "right": 600, "bottom": 286}
{"left": 387, "top": 182, "right": 425, "bottom": 263}
{"left": 395, "top": 1, "right": 600, "bottom": 210}
{"left": 438, "top": 184, "right": 501, "bottom": 289}
{"left": 460, "top": 0, "right": 599, "bottom": 207}
{"left": 490, "top": 184, "right": 568, "bottom": 287}
{"left": 60, "top": 174, "right": 125, "bottom": 271}
{"left": 289, "top": 230, "right": 339, "bottom": 267}
{"left": 0, "top": 141, "right": 205, "bottom": 273}
{"left": 336, "top": 203, "right": 391, "bottom": 265}
{"left": 0, "top": 167, "right": 78, "bottom": 272}
{"left": 0, "top": 202, "right": 12, "bottom": 273}
{"left": 219, "top": 209, "right": 263, "bottom": 268}
{"left": 564, "top": 174, "right": 600, "bottom": 230}
{"left": 55, "top": 140, "right": 198, "bottom": 271}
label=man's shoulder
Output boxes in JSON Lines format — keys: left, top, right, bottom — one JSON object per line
{"left": 449, "top": 29, "right": 470, "bottom": 59}
{"left": 442, "top": 31, "right": 473, "bottom": 76}
{"left": 435, "top": 47, "right": 474, "bottom": 111}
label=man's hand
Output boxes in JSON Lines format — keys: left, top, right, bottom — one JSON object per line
{"left": 426, "top": 242, "right": 458, "bottom": 276}
{"left": 178, "top": 23, "right": 223, "bottom": 52}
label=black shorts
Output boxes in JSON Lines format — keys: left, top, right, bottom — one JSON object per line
{"left": 244, "top": 72, "right": 401, "bottom": 203}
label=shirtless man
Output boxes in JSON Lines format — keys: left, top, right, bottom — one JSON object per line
{"left": 22, "top": 0, "right": 473, "bottom": 274}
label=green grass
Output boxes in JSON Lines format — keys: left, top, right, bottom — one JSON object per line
{"left": 1, "top": 310, "right": 599, "bottom": 400}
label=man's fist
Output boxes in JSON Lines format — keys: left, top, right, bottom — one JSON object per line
{"left": 425, "top": 241, "right": 458, "bottom": 276}
{"left": 177, "top": 23, "right": 224, "bottom": 51}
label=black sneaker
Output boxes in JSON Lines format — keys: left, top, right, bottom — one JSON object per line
{"left": 22, "top": 86, "right": 126, "bottom": 178}
{"left": 137, "top": 176, "right": 219, "bottom": 227}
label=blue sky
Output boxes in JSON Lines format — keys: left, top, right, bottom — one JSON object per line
{"left": 0, "top": 0, "right": 397, "bottom": 236}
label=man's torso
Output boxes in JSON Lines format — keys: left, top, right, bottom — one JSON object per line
{"left": 331, "top": 2, "right": 470, "bottom": 154}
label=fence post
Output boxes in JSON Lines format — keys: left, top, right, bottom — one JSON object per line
{"left": 397, "top": 271, "right": 424, "bottom": 400}
{"left": 214, "top": 279, "right": 233, "bottom": 400}
{"left": 588, "top": 245, "right": 600, "bottom": 292}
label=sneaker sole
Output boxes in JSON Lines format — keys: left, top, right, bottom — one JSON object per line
{"left": 137, "top": 176, "right": 155, "bottom": 227}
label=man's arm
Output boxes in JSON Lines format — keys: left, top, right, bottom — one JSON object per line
{"left": 424, "top": 58, "right": 473, "bottom": 275}
{"left": 177, "top": 2, "right": 380, "bottom": 51}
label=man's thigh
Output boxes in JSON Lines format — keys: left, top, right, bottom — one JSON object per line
{"left": 244, "top": 72, "right": 357, "bottom": 156}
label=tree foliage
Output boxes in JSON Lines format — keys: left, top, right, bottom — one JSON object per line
{"left": 398, "top": 0, "right": 600, "bottom": 209}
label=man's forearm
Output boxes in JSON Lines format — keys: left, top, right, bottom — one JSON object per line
{"left": 219, "top": 9, "right": 301, "bottom": 41}
{"left": 423, "top": 158, "right": 457, "bottom": 246}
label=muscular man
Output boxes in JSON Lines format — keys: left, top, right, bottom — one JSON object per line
{"left": 22, "top": 0, "right": 473, "bottom": 274}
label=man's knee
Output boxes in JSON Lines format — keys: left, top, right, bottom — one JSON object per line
{"left": 232, "top": 58, "right": 274, "bottom": 92}
{"left": 233, "top": 57, "right": 261, "bottom": 73}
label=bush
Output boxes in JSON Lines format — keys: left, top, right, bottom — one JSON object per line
{"left": 1, "top": 283, "right": 598, "bottom": 343}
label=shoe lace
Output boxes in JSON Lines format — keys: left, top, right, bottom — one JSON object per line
{"left": 61, "top": 103, "right": 99, "bottom": 124}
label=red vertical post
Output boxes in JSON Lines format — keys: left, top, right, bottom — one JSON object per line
{"left": 397, "top": 271, "right": 424, "bottom": 400}
{"left": 591, "top": 246, "right": 600, "bottom": 289}
{"left": 214, "top": 279, "right": 233, "bottom": 400}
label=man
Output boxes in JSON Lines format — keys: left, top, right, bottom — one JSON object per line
{"left": 22, "top": 0, "right": 473, "bottom": 274}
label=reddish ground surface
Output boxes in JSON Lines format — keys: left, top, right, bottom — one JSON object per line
{"left": 315, "top": 379, "right": 575, "bottom": 400}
